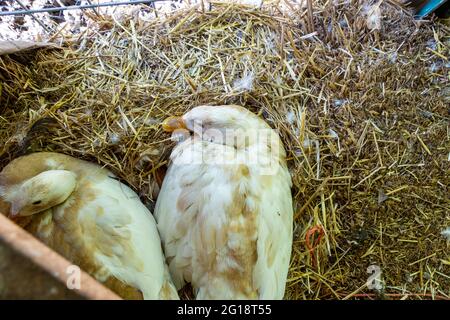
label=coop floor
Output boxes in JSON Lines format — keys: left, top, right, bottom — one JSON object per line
{"left": 0, "top": 1, "right": 449, "bottom": 299}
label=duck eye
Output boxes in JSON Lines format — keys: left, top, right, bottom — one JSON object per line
{"left": 32, "top": 200, "right": 42, "bottom": 205}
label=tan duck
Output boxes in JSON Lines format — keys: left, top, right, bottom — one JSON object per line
{"left": 0, "top": 152, "right": 179, "bottom": 300}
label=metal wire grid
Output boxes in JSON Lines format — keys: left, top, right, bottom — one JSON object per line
{"left": 0, "top": 0, "right": 184, "bottom": 36}
{"left": 0, "top": 0, "right": 170, "bottom": 16}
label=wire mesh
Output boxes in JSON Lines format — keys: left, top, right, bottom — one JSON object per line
{"left": 0, "top": 0, "right": 169, "bottom": 16}
{"left": 0, "top": 0, "right": 190, "bottom": 40}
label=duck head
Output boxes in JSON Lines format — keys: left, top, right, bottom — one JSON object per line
{"left": 162, "top": 105, "right": 271, "bottom": 149}
{"left": 0, "top": 170, "right": 77, "bottom": 218}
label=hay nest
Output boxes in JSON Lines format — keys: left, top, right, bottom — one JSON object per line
{"left": 0, "top": 1, "right": 449, "bottom": 299}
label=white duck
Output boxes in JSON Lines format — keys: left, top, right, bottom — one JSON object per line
{"left": 156, "top": 105, "right": 294, "bottom": 299}
{"left": 0, "top": 152, "right": 179, "bottom": 300}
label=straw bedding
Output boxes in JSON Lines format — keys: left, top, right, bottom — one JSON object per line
{"left": 0, "top": 0, "right": 448, "bottom": 299}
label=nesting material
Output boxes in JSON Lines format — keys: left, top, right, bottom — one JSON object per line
{"left": 442, "top": 228, "right": 450, "bottom": 241}
{"left": 0, "top": 0, "right": 449, "bottom": 300}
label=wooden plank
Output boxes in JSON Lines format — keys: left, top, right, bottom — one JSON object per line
{"left": 0, "top": 213, "right": 121, "bottom": 300}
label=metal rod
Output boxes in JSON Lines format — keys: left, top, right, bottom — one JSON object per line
{"left": 0, "top": 0, "right": 167, "bottom": 16}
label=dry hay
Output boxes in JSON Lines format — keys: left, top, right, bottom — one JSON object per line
{"left": 0, "top": 0, "right": 449, "bottom": 300}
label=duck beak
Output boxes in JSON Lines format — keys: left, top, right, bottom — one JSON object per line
{"left": 9, "top": 200, "right": 23, "bottom": 218}
{"left": 162, "top": 116, "right": 186, "bottom": 133}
